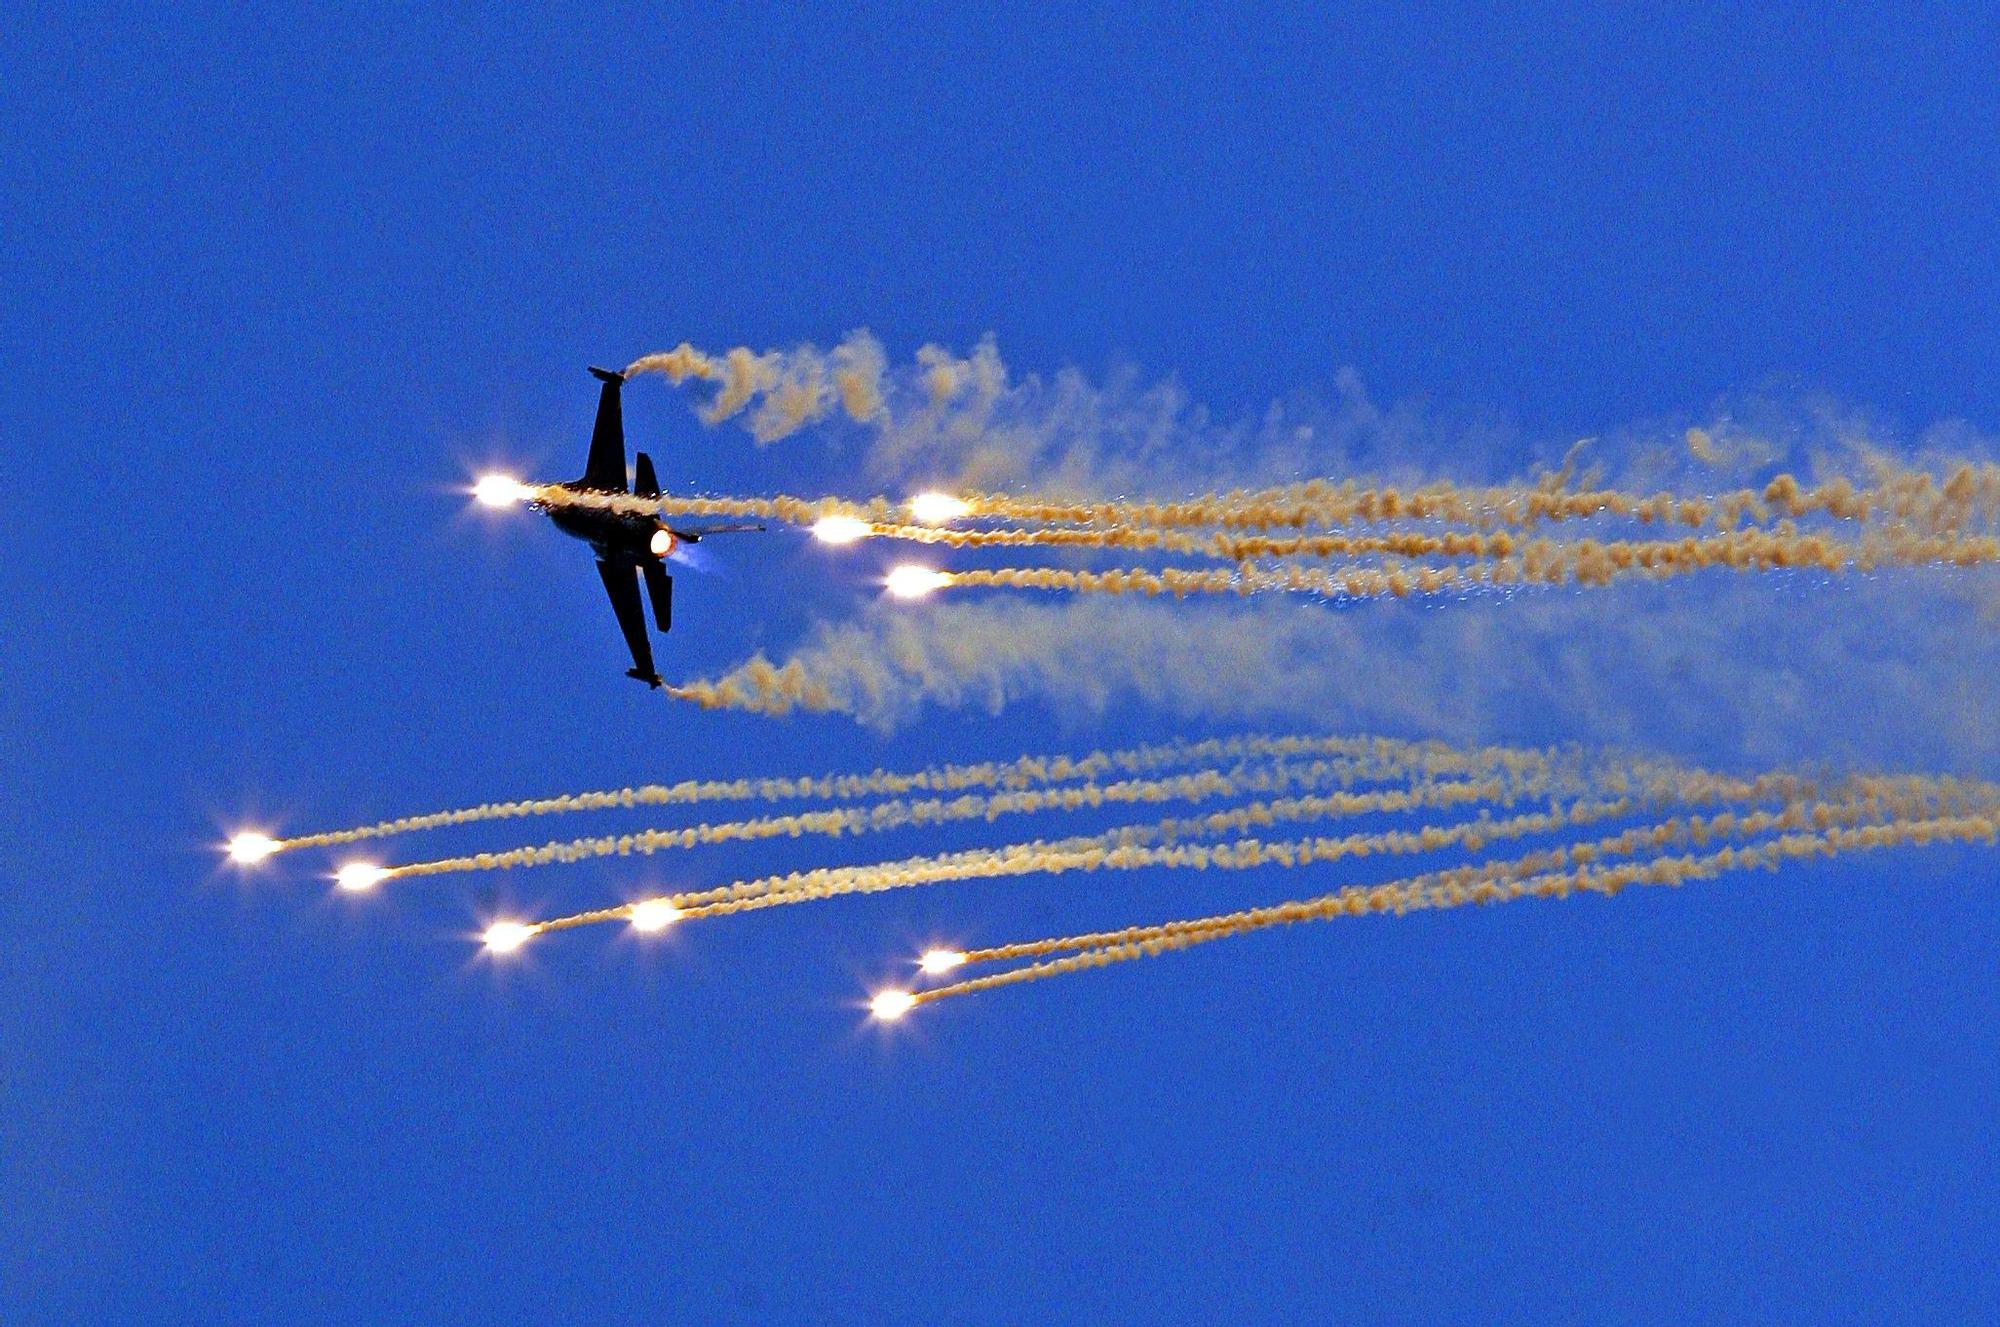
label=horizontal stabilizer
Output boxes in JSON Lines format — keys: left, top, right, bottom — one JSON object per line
{"left": 634, "top": 451, "right": 661, "bottom": 499}
{"left": 668, "top": 521, "right": 767, "bottom": 541}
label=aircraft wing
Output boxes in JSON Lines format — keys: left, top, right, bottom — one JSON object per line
{"left": 595, "top": 559, "right": 660, "bottom": 684}
{"left": 580, "top": 369, "right": 629, "bottom": 492}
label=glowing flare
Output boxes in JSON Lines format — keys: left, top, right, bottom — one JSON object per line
{"left": 335, "top": 862, "right": 390, "bottom": 893}
{"left": 919, "top": 949, "right": 967, "bottom": 975}
{"left": 482, "top": 920, "right": 536, "bottom": 954}
{"left": 628, "top": 899, "right": 683, "bottom": 932}
{"left": 650, "top": 528, "right": 676, "bottom": 557}
{"left": 226, "top": 832, "right": 281, "bottom": 864}
{"left": 908, "top": 492, "right": 970, "bottom": 525}
{"left": 811, "top": 515, "right": 872, "bottom": 545}
{"left": 869, "top": 989, "right": 918, "bottom": 1021}
{"left": 473, "top": 474, "right": 531, "bottom": 508}
{"left": 885, "top": 565, "right": 952, "bottom": 599}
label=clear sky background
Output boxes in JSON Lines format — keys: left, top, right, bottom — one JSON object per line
{"left": 4, "top": 4, "right": 1998, "bottom": 1322}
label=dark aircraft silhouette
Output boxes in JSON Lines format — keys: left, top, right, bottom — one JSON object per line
{"left": 528, "top": 367, "right": 763, "bottom": 687}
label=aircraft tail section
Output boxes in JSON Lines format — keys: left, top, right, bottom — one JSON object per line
{"left": 634, "top": 452, "right": 661, "bottom": 499}
{"left": 578, "top": 367, "right": 628, "bottom": 492}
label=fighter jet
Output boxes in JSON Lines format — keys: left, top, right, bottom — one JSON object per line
{"left": 526, "top": 367, "right": 763, "bottom": 687}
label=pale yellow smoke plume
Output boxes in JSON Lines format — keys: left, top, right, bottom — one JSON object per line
{"left": 284, "top": 732, "right": 1532, "bottom": 850}
{"left": 912, "top": 810, "right": 2000, "bottom": 1004}
{"left": 927, "top": 527, "right": 2000, "bottom": 603}
{"left": 383, "top": 767, "right": 1533, "bottom": 883}
{"left": 613, "top": 337, "right": 2000, "bottom": 538}
{"left": 841, "top": 521, "right": 1519, "bottom": 562}
{"left": 951, "top": 463, "right": 2000, "bottom": 537}
{"left": 622, "top": 332, "right": 890, "bottom": 441}
{"left": 521, "top": 777, "right": 1992, "bottom": 938}
{"left": 526, "top": 465, "right": 2000, "bottom": 556}
{"left": 288, "top": 731, "right": 1601, "bottom": 856}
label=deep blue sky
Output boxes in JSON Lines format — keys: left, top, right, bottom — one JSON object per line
{"left": 5, "top": 5, "right": 1998, "bottom": 1322}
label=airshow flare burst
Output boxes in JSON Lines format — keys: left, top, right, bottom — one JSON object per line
{"left": 498, "top": 338, "right": 2000, "bottom": 722}
{"left": 238, "top": 334, "right": 2000, "bottom": 1018}
{"left": 233, "top": 731, "right": 2000, "bottom": 1018}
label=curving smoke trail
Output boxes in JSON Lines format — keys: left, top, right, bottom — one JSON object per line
{"left": 275, "top": 733, "right": 1557, "bottom": 852}
{"left": 373, "top": 735, "right": 1731, "bottom": 882}
{"left": 380, "top": 760, "right": 1530, "bottom": 882}
{"left": 913, "top": 809, "right": 2000, "bottom": 1004}
{"left": 517, "top": 773, "right": 1992, "bottom": 937}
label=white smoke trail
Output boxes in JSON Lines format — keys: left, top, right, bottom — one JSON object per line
{"left": 526, "top": 783, "right": 1993, "bottom": 939}
{"left": 914, "top": 809, "right": 2000, "bottom": 1003}
{"left": 384, "top": 759, "right": 1540, "bottom": 881}
{"left": 277, "top": 732, "right": 1567, "bottom": 852}
{"left": 661, "top": 574, "right": 2000, "bottom": 773}
{"left": 928, "top": 528, "right": 2000, "bottom": 602}
{"left": 618, "top": 335, "right": 2000, "bottom": 520}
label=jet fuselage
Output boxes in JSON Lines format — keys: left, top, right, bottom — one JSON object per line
{"left": 526, "top": 365, "right": 761, "bottom": 687}
{"left": 536, "top": 492, "right": 678, "bottom": 562}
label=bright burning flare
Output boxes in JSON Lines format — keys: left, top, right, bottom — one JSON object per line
{"left": 811, "top": 515, "right": 872, "bottom": 545}
{"left": 885, "top": 565, "right": 952, "bottom": 599}
{"left": 649, "top": 528, "right": 676, "bottom": 557}
{"left": 335, "top": 862, "right": 390, "bottom": 893}
{"left": 919, "top": 949, "right": 967, "bottom": 975}
{"left": 473, "top": 474, "right": 532, "bottom": 508}
{"left": 482, "top": 921, "right": 536, "bottom": 954}
{"left": 869, "top": 989, "right": 918, "bottom": 1021}
{"left": 908, "top": 492, "right": 971, "bottom": 525}
{"left": 226, "top": 832, "right": 282, "bottom": 865}
{"left": 628, "top": 899, "right": 683, "bottom": 933}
